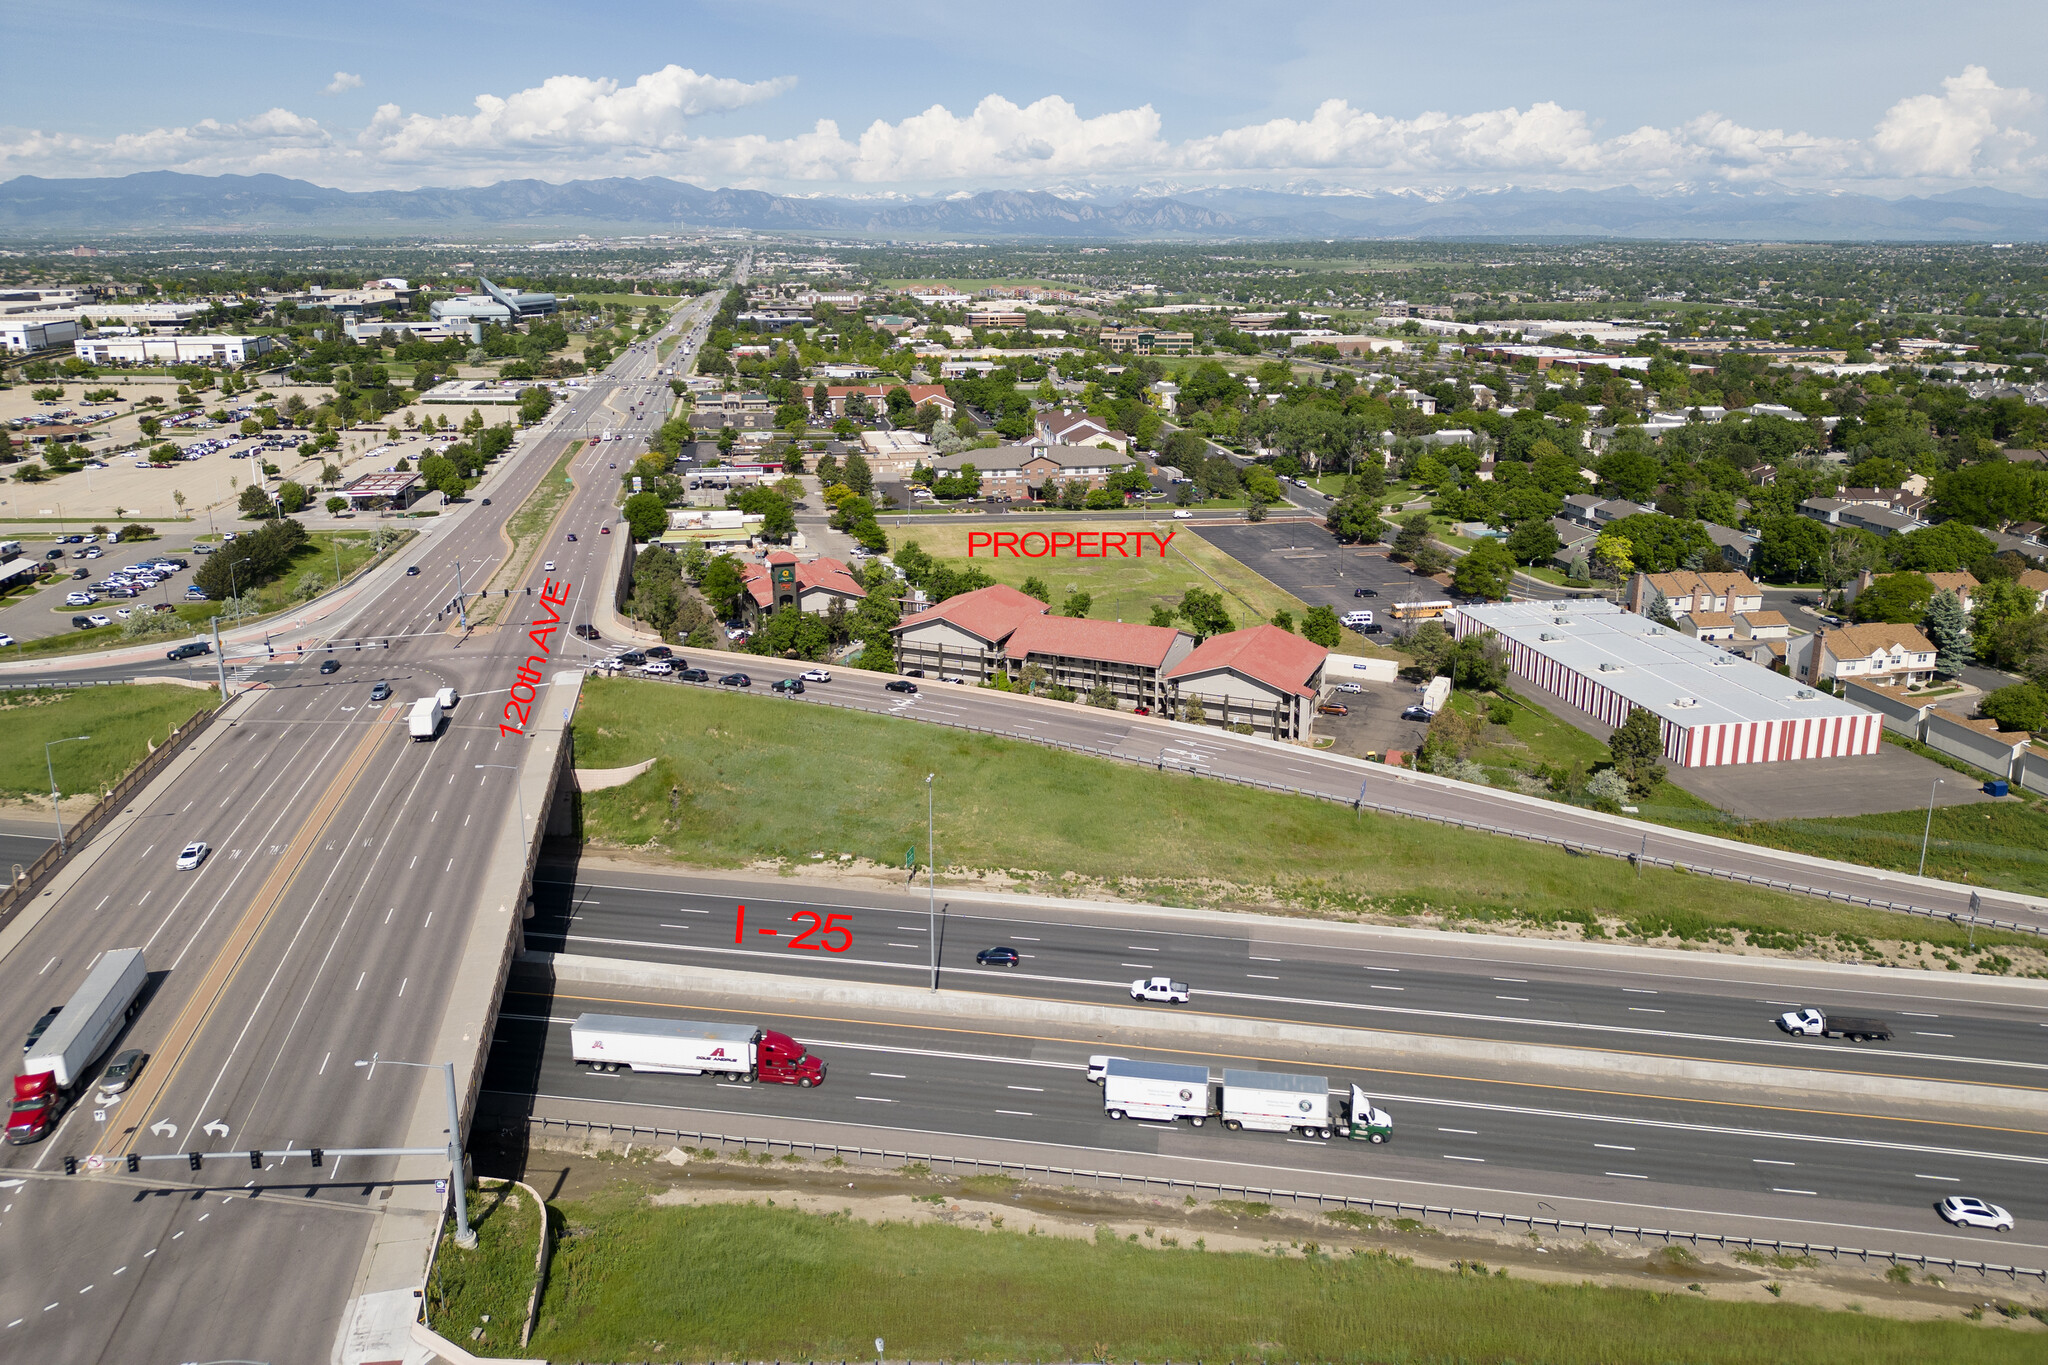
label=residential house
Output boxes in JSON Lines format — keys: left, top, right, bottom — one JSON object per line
{"left": 1838, "top": 486, "right": 1932, "bottom": 519}
{"left": 1744, "top": 463, "right": 1777, "bottom": 485}
{"left": 1679, "top": 610, "right": 1739, "bottom": 643}
{"left": 1548, "top": 518, "right": 1599, "bottom": 574}
{"left": 1627, "top": 570, "right": 1764, "bottom": 617}
{"left": 1798, "top": 496, "right": 1849, "bottom": 526}
{"left": 1798, "top": 623, "right": 1938, "bottom": 689}
{"left": 890, "top": 584, "right": 1049, "bottom": 679}
{"left": 2016, "top": 568, "right": 2048, "bottom": 611}
{"left": 1701, "top": 522, "right": 1757, "bottom": 569}
{"left": 1844, "top": 568, "right": 1978, "bottom": 610}
{"left": 930, "top": 443, "right": 1132, "bottom": 499}
{"left": 1034, "top": 409, "right": 1130, "bottom": 452}
{"left": 1164, "top": 624, "right": 1330, "bottom": 742}
{"left": 738, "top": 552, "right": 866, "bottom": 628}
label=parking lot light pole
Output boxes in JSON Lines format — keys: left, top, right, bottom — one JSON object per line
{"left": 1918, "top": 777, "right": 1944, "bottom": 877}
{"left": 355, "top": 1054, "right": 473, "bottom": 1247}
{"left": 44, "top": 734, "right": 89, "bottom": 853}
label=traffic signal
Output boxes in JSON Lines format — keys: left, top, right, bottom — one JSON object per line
{"left": 248, "top": 1151, "right": 262, "bottom": 1170}
{"left": 63, "top": 1156, "right": 77, "bottom": 1175}
{"left": 309, "top": 1147, "right": 324, "bottom": 1168}
{"left": 126, "top": 1153, "right": 140, "bottom": 1173}
{"left": 187, "top": 1152, "right": 203, "bottom": 1171}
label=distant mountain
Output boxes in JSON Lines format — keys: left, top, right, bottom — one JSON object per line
{"left": 3, "top": 171, "right": 2047, "bottom": 241}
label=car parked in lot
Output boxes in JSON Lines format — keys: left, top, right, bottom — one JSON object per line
{"left": 176, "top": 840, "right": 209, "bottom": 870}
{"left": 884, "top": 679, "right": 918, "bottom": 694}
{"left": 65, "top": 590, "right": 94, "bottom": 606}
{"left": 0, "top": 633, "right": 12, "bottom": 648}
{"left": 1400, "top": 705, "right": 1433, "bottom": 722}
{"left": 1316, "top": 702, "right": 1349, "bottom": 716}
{"left": 1937, "top": 1196, "right": 2014, "bottom": 1231}
{"left": 1130, "top": 976, "right": 1191, "bottom": 1004}
{"left": 1334, "top": 682, "right": 1363, "bottom": 693}
{"left": 86, "top": 613, "right": 111, "bottom": 627}
{"left": 1354, "top": 587, "right": 1378, "bottom": 597}
{"left": 975, "top": 946, "right": 1021, "bottom": 966}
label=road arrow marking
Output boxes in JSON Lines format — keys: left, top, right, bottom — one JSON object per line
{"left": 150, "top": 1120, "right": 176, "bottom": 1138}
{"left": 202, "top": 1120, "right": 229, "bottom": 1138}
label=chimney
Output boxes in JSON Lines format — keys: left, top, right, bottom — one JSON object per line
{"left": 1806, "top": 624, "right": 1826, "bottom": 687}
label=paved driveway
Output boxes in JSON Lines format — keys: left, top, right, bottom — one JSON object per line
{"left": 1190, "top": 521, "right": 1429, "bottom": 624}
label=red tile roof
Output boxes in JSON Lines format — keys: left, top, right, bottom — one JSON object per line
{"left": 889, "top": 583, "right": 1046, "bottom": 644}
{"left": 1166, "top": 624, "right": 1328, "bottom": 698}
{"left": 741, "top": 554, "right": 867, "bottom": 609}
{"left": 1004, "top": 616, "right": 1185, "bottom": 668}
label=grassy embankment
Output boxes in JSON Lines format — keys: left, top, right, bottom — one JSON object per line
{"left": 425, "top": 1184, "right": 543, "bottom": 1357}
{"left": 0, "top": 685, "right": 214, "bottom": 798}
{"left": 14, "top": 529, "right": 408, "bottom": 660}
{"left": 572, "top": 679, "right": 2033, "bottom": 957}
{"left": 487, "top": 1191, "right": 2042, "bottom": 1364}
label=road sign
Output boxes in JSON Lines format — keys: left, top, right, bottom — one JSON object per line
{"left": 93, "top": 1110, "right": 106, "bottom": 1124}
{"left": 84, "top": 1155, "right": 105, "bottom": 1172}
{"left": 435, "top": 1178, "right": 448, "bottom": 1194}
{"left": 906, "top": 847, "right": 916, "bottom": 869}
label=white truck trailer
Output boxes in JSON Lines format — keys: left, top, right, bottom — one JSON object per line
{"left": 23, "top": 948, "right": 148, "bottom": 1089}
{"left": 407, "top": 695, "right": 445, "bottom": 741}
{"left": 1101, "top": 1058, "right": 1211, "bottom": 1126}
{"left": 1219, "top": 1067, "right": 1332, "bottom": 1138}
{"left": 568, "top": 1013, "right": 825, "bottom": 1085}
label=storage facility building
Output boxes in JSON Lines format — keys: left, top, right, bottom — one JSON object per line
{"left": 1451, "top": 599, "right": 1881, "bottom": 768}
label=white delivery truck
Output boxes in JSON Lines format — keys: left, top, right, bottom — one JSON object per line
{"left": 569, "top": 1013, "right": 825, "bottom": 1086}
{"left": 1102, "top": 1058, "right": 1212, "bottom": 1126}
{"left": 407, "top": 694, "right": 445, "bottom": 741}
{"left": 1219, "top": 1067, "right": 1333, "bottom": 1138}
{"left": 23, "top": 948, "right": 147, "bottom": 1090}
{"left": 1418, "top": 676, "right": 1451, "bottom": 717}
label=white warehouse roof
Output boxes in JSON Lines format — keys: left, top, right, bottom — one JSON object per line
{"left": 1453, "top": 599, "right": 1863, "bottom": 730}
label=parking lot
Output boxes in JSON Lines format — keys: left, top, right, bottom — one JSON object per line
{"left": 1190, "top": 521, "right": 1438, "bottom": 630}
{"left": 0, "top": 534, "right": 214, "bottom": 645}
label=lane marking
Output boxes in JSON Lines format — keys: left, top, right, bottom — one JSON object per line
{"left": 1753, "top": 1159, "right": 1797, "bottom": 1166}
{"left": 1774, "top": 1188, "right": 1818, "bottom": 1196}
{"left": 1444, "top": 1155, "right": 1485, "bottom": 1162}
{"left": 856, "top": 1096, "right": 895, "bottom": 1103}
{"left": 1438, "top": 1127, "right": 1478, "bottom": 1135}
{"left": 995, "top": 1109, "right": 1034, "bottom": 1117}
{"left": 1915, "top": 1174, "right": 1960, "bottom": 1182}
{"left": 1606, "top": 1172, "right": 1648, "bottom": 1180}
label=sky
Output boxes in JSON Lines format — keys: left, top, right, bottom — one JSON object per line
{"left": 5, "top": 1, "right": 2047, "bottom": 198}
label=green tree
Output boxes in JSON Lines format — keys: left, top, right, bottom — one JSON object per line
{"left": 1058, "top": 591, "right": 1092, "bottom": 618}
{"left": 1452, "top": 540, "right": 1515, "bottom": 600}
{"left": 1086, "top": 683, "right": 1118, "bottom": 710}
{"left": 325, "top": 495, "right": 348, "bottom": 514}
{"left": 1754, "top": 516, "right": 1829, "bottom": 583}
{"left": 1301, "top": 604, "right": 1341, "bottom": 647}
{"left": 1392, "top": 511, "right": 1432, "bottom": 562}
{"left": 1326, "top": 495, "right": 1387, "bottom": 544}
{"left": 1607, "top": 707, "right": 1668, "bottom": 798}
{"left": 1019, "top": 576, "right": 1050, "bottom": 603}
{"left": 1505, "top": 517, "right": 1560, "bottom": 567}
{"left": 1922, "top": 589, "right": 1974, "bottom": 676}
{"left": 1591, "top": 531, "right": 1634, "bottom": 583}
{"left": 276, "top": 481, "right": 308, "bottom": 514}
{"left": 842, "top": 451, "right": 874, "bottom": 497}
{"left": 1406, "top": 620, "right": 1454, "bottom": 677}
{"left": 698, "top": 554, "right": 747, "bottom": 619}
{"left": 623, "top": 491, "right": 668, "bottom": 541}
{"left": 1851, "top": 572, "right": 1936, "bottom": 624}
{"left": 517, "top": 386, "right": 554, "bottom": 425}
{"left": 1147, "top": 605, "right": 1175, "bottom": 629}
{"left": 238, "top": 483, "right": 276, "bottom": 519}
{"left": 1447, "top": 634, "right": 1509, "bottom": 691}
{"left": 1177, "top": 587, "right": 1234, "bottom": 641}
{"left": 1979, "top": 683, "right": 2048, "bottom": 733}
{"left": 1270, "top": 609, "right": 1295, "bottom": 633}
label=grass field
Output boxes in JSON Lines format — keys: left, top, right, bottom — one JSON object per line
{"left": 428, "top": 1184, "right": 542, "bottom": 1356}
{"left": 572, "top": 679, "right": 2030, "bottom": 954}
{"left": 889, "top": 519, "right": 1307, "bottom": 632}
{"left": 0, "top": 684, "right": 214, "bottom": 798}
{"left": 514, "top": 1194, "right": 2037, "bottom": 1365}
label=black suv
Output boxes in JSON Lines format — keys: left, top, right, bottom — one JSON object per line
{"left": 616, "top": 650, "right": 647, "bottom": 667}
{"left": 771, "top": 678, "right": 804, "bottom": 695}
{"left": 1354, "top": 587, "right": 1378, "bottom": 598}
{"left": 718, "top": 672, "right": 751, "bottom": 688}
{"left": 678, "top": 667, "right": 709, "bottom": 682}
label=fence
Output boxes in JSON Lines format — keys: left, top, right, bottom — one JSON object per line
{"left": 603, "top": 671, "right": 2046, "bottom": 938}
{"left": 514, "top": 1113, "right": 2046, "bottom": 1284}
{"left": 0, "top": 696, "right": 224, "bottom": 929}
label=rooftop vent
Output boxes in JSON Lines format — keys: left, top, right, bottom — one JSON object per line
{"left": 1597, "top": 662, "right": 1623, "bottom": 672}
{"left": 1539, "top": 632, "right": 1560, "bottom": 642}
{"left": 1795, "top": 688, "right": 1817, "bottom": 699}
{"left": 1552, "top": 616, "right": 1572, "bottom": 626}
{"left": 1671, "top": 697, "right": 1700, "bottom": 709}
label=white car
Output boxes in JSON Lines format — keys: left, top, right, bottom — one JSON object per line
{"left": 799, "top": 668, "right": 831, "bottom": 683}
{"left": 175, "top": 841, "right": 209, "bottom": 870}
{"left": 1335, "top": 682, "right": 1363, "bottom": 693}
{"left": 1085, "top": 1055, "right": 1127, "bottom": 1084}
{"left": 543, "top": 561, "right": 556, "bottom": 572}
{"left": 0, "top": 633, "right": 14, "bottom": 647}
{"left": 1937, "top": 1196, "right": 2014, "bottom": 1231}
{"left": 66, "top": 590, "right": 96, "bottom": 605}
{"left": 1130, "top": 976, "right": 1191, "bottom": 1004}
{"left": 640, "top": 660, "right": 674, "bottom": 676}
{"left": 87, "top": 613, "right": 111, "bottom": 627}
{"left": 115, "top": 608, "right": 133, "bottom": 620}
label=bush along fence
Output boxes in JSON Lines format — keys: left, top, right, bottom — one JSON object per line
{"left": 0, "top": 698, "right": 224, "bottom": 930}
{"left": 513, "top": 1113, "right": 2045, "bottom": 1284}
{"left": 610, "top": 671, "right": 2046, "bottom": 939}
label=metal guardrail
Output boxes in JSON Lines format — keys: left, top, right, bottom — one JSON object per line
{"left": 516, "top": 1114, "right": 2045, "bottom": 1283}
{"left": 594, "top": 670, "right": 2045, "bottom": 938}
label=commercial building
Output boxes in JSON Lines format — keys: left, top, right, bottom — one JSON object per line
{"left": 1098, "top": 326, "right": 1194, "bottom": 356}
{"left": 429, "top": 276, "right": 558, "bottom": 325}
{"left": 820, "top": 384, "right": 954, "bottom": 419}
{"left": 1453, "top": 599, "right": 1881, "bottom": 768}
{"left": 71, "top": 333, "right": 278, "bottom": 367}
{"left": 1034, "top": 409, "right": 1129, "bottom": 452}
{"left": 345, "top": 318, "right": 480, "bottom": 345}
{"left": 928, "top": 443, "right": 1133, "bottom": 500}
{"left": 739, "top": 550, "right": 866, "bottom": 626}
{"left": 336, "top": 471, "right": 424, "bottom": 510}
{"left": 0, "top": 317, "right": 80, "bottom": 354}
{"left": 1000, "top": 615, "right": 1196, "bottom": 711}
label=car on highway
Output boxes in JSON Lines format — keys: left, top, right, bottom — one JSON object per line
{"left": 678, "top": 667, "right": 709, "bottom": 682}
{"left": 320, "top": 658, "right": 341, "bottom": 674}
{"left": 1085, "top": 1055, "right": 1127, "bottom": 1084}
{"left": 406, "top": 565, "right": 420, "bottom": 576}
{"left": 718, "top": 672, "right": 752, "bottom": 688}
{"left": 175, "top": 840, "right": 209, "bottom": 870}
{"left": 23, "top": 1007, "right": 60, "bottom": 1054}
{"left": 646, "top": 646, "right": 673, "bottom": 660}
{"left": 98, "top": 1049, "right": 147, "bottom": 1095}
{"left": 884, "top": 679, "right": 918, "bottom": 694}
{"left": 481, "top": 498, "right": 491, "bottom": 506}
{"left": 771, "top": 677, "right": 804, "bottom": 695}
{"left": 543, "top": 561, "right": 556, "bottom": 572}
{"left": 600, "top": 525, "right": 611, "bottom": 534}
{"left": 0, "top": 634, "right": 11, "bottom": 648}
{"left": 370, "top": 681, "right": 392, "bottom": 701}
{"left": 574, "top": 623, "right": 601, "bottom": 640}
{"left": 1129, "top": 976, "right": 1191, "bottom": 1004}
{"left": 1937, "top": 1197, "right": 2014, "bottom": 1231}
{"left": 975, "top": 946, "right": 1021, "bottom": 967}
{"left": 166, "top": 642, "right": 210, "bottom": 660}
{"left": 799, "top": 668, "right": 831, "bottom": 683}
{"left": 640, "top": 660, "right": 674, "bottom": 676}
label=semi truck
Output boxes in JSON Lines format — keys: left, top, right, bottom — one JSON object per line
{"left": 8, "top": 948, "right": 148, "bottom": 1145}
{"left": 407, "top": 694, "right": 445, "bottom": 741}
{"left": 1220, "top": 1068, "right": 1333, "bottom": 1138}
{"left": 1101, "top": 1058, "right": 1211, "bottom": 1125}
{"left": 1340, "top": 1085, "right": 1394, "bottom": 1143}
{"left": 1776, "top": 1007, "right": 1893, "bottom": 1041}
{"left": 569, "top": 1013, "right": 825, "bottom": 1086}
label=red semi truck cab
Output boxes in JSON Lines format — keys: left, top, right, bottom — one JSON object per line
{"left": 6, "top": 1072, "right": 63, "bottom": 1145}
{"left": 756, "top": 1029, "right": 827, "bottom": 1086}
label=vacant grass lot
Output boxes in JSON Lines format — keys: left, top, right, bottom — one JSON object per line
{"left": 521, "top": 1196, "right": 2034, "bottom": 1365}
{"left": 890, "top": 519, "right": 1305, "bottom": 632}
{"left": 429, "top": 1183, "right": 542, "bottom": 1356}
{"left": 0, "top": 684, "right": 214, "bottom": 798}
{"left": 574, "top": 679, "right": 2027, "bottom": 952}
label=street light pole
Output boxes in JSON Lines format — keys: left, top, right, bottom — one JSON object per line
{"left": 44, "top": 734, "right": 89, "bottom": 853}
{"left": 451, "top": 561, "right": 470, "bottom": 631}
{"left": 926, "top": 773, "right": 937, "bottom": 991}
{"left": 355, "top": 1054, "right": 473, "bottom": 1247}
{"left": 1918, "top": 777, "right": 1945, "bottom": 878}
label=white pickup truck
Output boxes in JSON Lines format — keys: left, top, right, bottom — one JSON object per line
{"left": 1129, "top": 976, "right": 1190, "bottom": 1004}
{"left": 1776, "top": 1007, "right": 1892, "bottom": 1041}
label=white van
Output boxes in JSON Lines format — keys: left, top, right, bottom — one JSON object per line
{"left": 1171, "top": 509, "right": 1193, "bottom": 520}
{"left": 435, "top": 685, "right": 460, "bottom": 710}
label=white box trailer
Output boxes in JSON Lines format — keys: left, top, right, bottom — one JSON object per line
{"left": 407, "top": 695, "right": 445, "bottom": 741}
{"left": 24, "top": 948, "right": 147, "bottom": 1089}
{"left": 568, "top": 1013, "right": 825, "bottom": 1085}
{"left": 1102, "top": 1059, "right": 1212, "bottom": 1126}
{"left": 1220, "top": 1068, "right": 1332, "bottom": 1138}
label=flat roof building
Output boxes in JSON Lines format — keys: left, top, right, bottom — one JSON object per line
{"left": 1452, "top": 599, "right": 1880, "bottom": 768}
{"left": 429, "top": 276, "right": 557, "bottom": 325}
{"left": 72, "top": 333, "right": 278, "bottom": 367}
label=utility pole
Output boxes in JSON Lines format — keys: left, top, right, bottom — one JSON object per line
{"left": 355, "top": 1055, "right": 473, "bottom": 1248}
{"left": 44, "top": 735, "right": 89, "bottom": 854}
{"left": 209, "top": 616, "right": 228, "bottom": 701}
{"left": 1918, "top": 777, "right": 1944, "bottom": 877}
{"left": 451, "top": 561, "right": 469, "bottom": 631}
{"left": 926, "top": 773, "right": 938, "bottom": 991}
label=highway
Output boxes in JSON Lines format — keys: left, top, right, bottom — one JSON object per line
{"left": 482, "top": 974, "right": 2048, "bottom": 1262}
{"left": 525, "top": 868, "right": 2048, "bottom": 1088}
{"left": 0, "top": 281, "right": 727, "bottom": 1363}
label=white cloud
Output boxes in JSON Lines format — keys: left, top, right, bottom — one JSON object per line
{"left": 324, "top": 72, "right": 364, "bottom": 96}
{"left": 0, "top": 65, "right": 2040, "bottom": 194}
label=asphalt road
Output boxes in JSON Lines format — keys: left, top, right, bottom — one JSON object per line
{"left": 525, "top": 869, "right": 2048, "bottom": 1087}
{"left": 0, "top": 286, "right": 724, "bottom": 1363}
{"left": 482, "top": 975, "right": 2048, "bottom": 1262}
